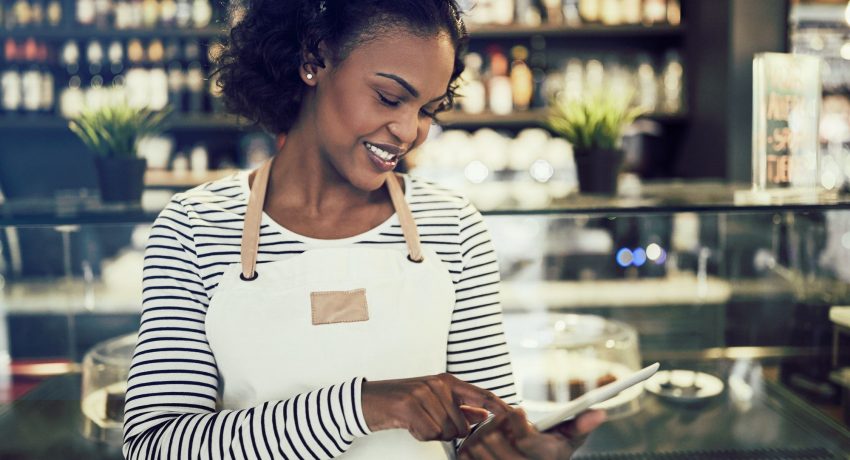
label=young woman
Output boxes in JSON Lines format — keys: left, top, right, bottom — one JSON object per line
{"left": 122, "top": 1, "right": 604, "bottom": 458}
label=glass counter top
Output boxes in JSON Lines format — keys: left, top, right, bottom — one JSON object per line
{"left": 3, "top": 181, "right": 850, "bottom": 226}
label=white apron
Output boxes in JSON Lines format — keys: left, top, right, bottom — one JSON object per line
{"left": 205, "top": 158, "right": 457, "bottom": 458}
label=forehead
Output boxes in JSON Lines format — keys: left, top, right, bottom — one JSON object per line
{"left": 338, "top": 31, "right": 456, "bottom": 98}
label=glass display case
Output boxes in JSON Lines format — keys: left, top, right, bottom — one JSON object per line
{"left": 1, "top": 183, "right": 850, "bottom": 459}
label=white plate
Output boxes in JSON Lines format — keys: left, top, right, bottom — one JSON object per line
{"left": 645, "top": 370, "right": 724, "bottom": 403}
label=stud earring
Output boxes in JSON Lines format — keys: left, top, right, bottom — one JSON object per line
{"left": 306, "top": 73, "right": 313, "bottom": 80}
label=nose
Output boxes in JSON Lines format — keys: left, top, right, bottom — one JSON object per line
{"left": 387, "top": 111, "right": 419, "bottom": 147}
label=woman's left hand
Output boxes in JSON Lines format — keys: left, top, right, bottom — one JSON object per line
{"left": 457, "top": 408, "right": 606, "bottom": 460}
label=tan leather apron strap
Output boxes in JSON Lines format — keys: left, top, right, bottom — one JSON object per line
{"left": 240, "top": 166, "right": 424, "bottom": 279}
{"left": 240, "top": 158, "right": 273, "bottom": 280}
{"left": 386, "top": 173, "right": 424, "bottom": 263}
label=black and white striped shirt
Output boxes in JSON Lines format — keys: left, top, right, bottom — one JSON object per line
{"left": 123, "top": 172, "right": 519, "bottom": 459}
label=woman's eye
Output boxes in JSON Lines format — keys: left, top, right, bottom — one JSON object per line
{"left": 377, "top": 93, "right": 401, "bottom": 107}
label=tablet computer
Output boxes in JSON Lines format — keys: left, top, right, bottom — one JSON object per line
{"left": 533, "top": 362, "right": 660, "bottom": 431}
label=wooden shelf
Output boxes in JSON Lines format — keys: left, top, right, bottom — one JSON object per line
{"left": 3, "top": 23, "right": 682, "bottom": 42}
{"left": 467, "top": 23, "right": 685, "bottom": 39}
{"left": 2, "top": 25, "right": 227, "bottom": 40}
{"left": 145, "top": 168, "right": 239, "bottom": 189}
{"left": 0, "top": 114, "right": 257, "bottom": 131}
{"left": 439, "top": 109, "right": 688, "bottom": 128}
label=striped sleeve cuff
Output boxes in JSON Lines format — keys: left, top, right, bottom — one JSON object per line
{"left": 349, "top": 377, "right": 372, "bottom": 436}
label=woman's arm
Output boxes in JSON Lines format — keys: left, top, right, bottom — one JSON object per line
{"left": 123, "top": 199, "right": 370, "bottom": 460}
{"left": 446, "top": 200, "right": 519, "bottom": 407}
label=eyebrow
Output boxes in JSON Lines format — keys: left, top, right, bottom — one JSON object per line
{"left": 376, "top": 72, "right": 446, "bottom": 102}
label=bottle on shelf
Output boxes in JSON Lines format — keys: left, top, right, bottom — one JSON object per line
{"left": 562, "top": 0, "right": 581, "bottom": 26}
{"left": 599, "top": 0, "right": 621, "bottom": 25}
{"left": 514, "top": 0, "right": 541, "bottom": 26}
{"left": 660, "top": 49, "right": 683, "bottom": 114}
{"left": 642, "top": 0, "right": 667, "bottom": 25}
{"left": 141, "top": 0, "right": 157, "bottom": 28}
{"left": 58, "top": 40, "right": 84, "bottom": 118}
{"left": 20, "top": 38, "right": 42, "bottom": 114}
{"left": 667, "top": 0, "right": 681, "bottom": 26}
{"left": 529, "top": 35, "right": 547, "bottom": 109}
{"left": 636, "top": 54, "right": 658, "bottom": 113}
{"left": 1, "top": 39, "right": 22, "bottom": 114}
{"left": 107, "top": 40, "right": 124, "bottom": 86}
{"left": 490, "top": 0, "right": 514, "bottom": 26}
{"left": 124, "top": 38, "right": 148, "bottom": 107}
{"left": 30, "top": 0, "right": 44, "bottom": 28}
{"left": 175, "top": 0, "right": 191, "bottom": 28}
{"left": 510, "top": 45, "right": 533, "bottom": 111}
{"left": 94, "top": 0, "right": 111, "bottom": 29}
{"left": 76, "top": 0, "right": 96, "bottom": 26}
{"left": 129, "top": 0, "right": 143, "bottom": 28}
{"left": 621, "top": 0, "right": 642, "bottom": 25}
{"left": 113, "top": 0, "right": 130, "bottom": 29}
{"left": 184, "top": 40, "right": 204, "bottom": 112}
{"left": 458, "top": 52, "right": 486, "bottom": 114}
{"left": 147, "top": 38, "right": 169, "bottom": 110}
{"left": 38, "top": 41, "right": 53, "bottom": 113}
{"left": 12, "top": 0, "right": 32, "bottom": 28}
{"left": 578, "top": 0, "right": 600, "bottom": 23}
{"left": 487, "top": 45, "right": 512, "bottom": 115}
{"left": 191, "top": 0, "right": 212, "bottom": 28}
{"left": 541, "top": 0, "right": 562, "bottom": 25}
{"left": 85, "top": 40, "right": 106, "bottom": 109}
{"left": 159, "top": 0, "right": 177, "bottom": 27}
{"left": 45, "top": 0, "right": 60, "bottom": 27}
{"left": 165, "top": 39, "right": 184, "bottom": 111}
{"left": 562, "top": 58, "right": 584, "bottom": 102}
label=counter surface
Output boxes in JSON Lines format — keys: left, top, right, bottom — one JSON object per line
{"left": 1, "top": 368, "right": 849, "bottom": 459}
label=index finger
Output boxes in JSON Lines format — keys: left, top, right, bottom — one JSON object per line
{"left": 449, "top": 380, "right": 511, "bottom": 415}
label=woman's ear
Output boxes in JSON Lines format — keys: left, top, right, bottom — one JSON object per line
{"left": 300, "top": 42, "right": 330, "bottom": 86}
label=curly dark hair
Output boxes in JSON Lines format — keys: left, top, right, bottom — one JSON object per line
{"left": 213, "top": 0, "right": 469, "bottom": 134}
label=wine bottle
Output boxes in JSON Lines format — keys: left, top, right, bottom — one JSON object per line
{"left": 487, "top": 46, "right": 512, "bottom": 116}
{"left": 76, "top": 0, "right": 96, "bottom": 26}
{"left": 21, "top": 38, "right": 42, "bottom": 114}
{"left": 107, "top": 40, "right": 124, "bottom": 86}
{"left": 509, "top": 45, "right": 533, "bottom": 111}
{"left": 38, "top": 41, "right": 53, "bottom": 113}
{"left": 147, "top": 38, "right": 168, "bottom": 110}
{"left": 46, "top": 0, "right": 60, "bottom": 27}
{"left": 1, "top": 39, "right": 22, "bottom": 114}
{"left": 85, "top": 40, "right": 105, "bottom": 109}
{"left": 191, "top": 0, "right": 210, "bottom": 28}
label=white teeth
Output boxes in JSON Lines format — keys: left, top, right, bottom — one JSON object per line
{"left": 366, "top": 142, "right": 395, "bottom": 162}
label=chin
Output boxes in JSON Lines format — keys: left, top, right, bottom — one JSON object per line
{"left": 348, "top": 170, "right": 392, "bottom": 193}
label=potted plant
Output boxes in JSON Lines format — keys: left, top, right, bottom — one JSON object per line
{"left": 69, "top": 104, "right": 170, "bottom": 203}
{"left": 547, "top": 90, "right": 645, "bottom": 194}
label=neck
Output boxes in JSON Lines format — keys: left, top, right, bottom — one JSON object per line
{"left": 263, "top": 123, "right": 390, "bottom": 217}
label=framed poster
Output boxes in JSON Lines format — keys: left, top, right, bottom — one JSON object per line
{"left": 750, "top": 52, "right": 822, "bottom": 196}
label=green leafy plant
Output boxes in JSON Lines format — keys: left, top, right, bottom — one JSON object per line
{"left": 69, "top": 104, "right": 171, "bottom": 158}
{"left": 547, "top": 91, "right": 646, "bottom": 151}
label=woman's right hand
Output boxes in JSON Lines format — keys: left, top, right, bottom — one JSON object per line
{"left": 361, "top": 373, "right": 511, "bottom": 441}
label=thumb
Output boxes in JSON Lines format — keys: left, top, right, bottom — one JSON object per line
{"left": 460, "top": 405, "right": 490, "bottom": 425}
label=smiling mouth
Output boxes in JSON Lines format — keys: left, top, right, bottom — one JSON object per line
{"left": 364, "top": 142, "right": 400, "bottom": 161}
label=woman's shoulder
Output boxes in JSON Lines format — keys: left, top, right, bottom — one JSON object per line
{"left": 403, "top": 174, "right": 473, "bottom": 212}
{"left": 157, "top": 171, "right": 249, "bottom": 226}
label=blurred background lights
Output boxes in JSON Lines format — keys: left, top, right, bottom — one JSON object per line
{"left": 632, "top": 248, "right": 647, "bottom": 266}
{"left": 463, "top": 160, "right": 489, "bottom": 184}
{"left": 654, "top": 249, "right": 668, "bottom": 265}
{"left": 646, "top": 243, "right": 662, "bottom": 261}
{"left": 616, "top": 248, "right": 634, "bottom": 267}
{"left": 529, "top": 159, "right": 555, "bottom": 183}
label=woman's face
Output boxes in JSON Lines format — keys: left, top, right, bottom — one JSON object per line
{"left": 306, "top": 29, "right": 456, "bottom": 192}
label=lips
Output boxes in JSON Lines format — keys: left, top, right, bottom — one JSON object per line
{"left": 364, "top": 141, "right": 409, "bottom": 173}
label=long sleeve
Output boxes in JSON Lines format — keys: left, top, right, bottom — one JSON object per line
{"left": 123, "top": 199, "right": 371, "bottom": 460}
{"left": 446, "top": 201, "right": 519, "bottom": 406}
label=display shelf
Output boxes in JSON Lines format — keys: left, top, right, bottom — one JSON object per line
{"left": 1, "top": 25, "right": 227, "bottom": 40}
{"left": 439, "top": 109, "right": 687, "bottom": 128}
{"left": 467, "top": 23, "right": 685, "bottom": 39}
{"left": 0, "top": 114, "right": 257, "bottom": 131}
{"left": 1, "top": 23, "right": 682, "bottom": 41}
{"left": 144, "top": 168, "right": 238, "bottom": 188}
{"left": 3, "top": 181, "right": 850, "bottom": 226}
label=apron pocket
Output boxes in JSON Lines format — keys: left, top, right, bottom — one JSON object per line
{"left": 310, "top": 289, "right": 369, "bottom": 325}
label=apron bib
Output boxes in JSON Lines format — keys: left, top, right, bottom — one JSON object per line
{"left": 205, "top": 158, "right": 457, "bottom": 458}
